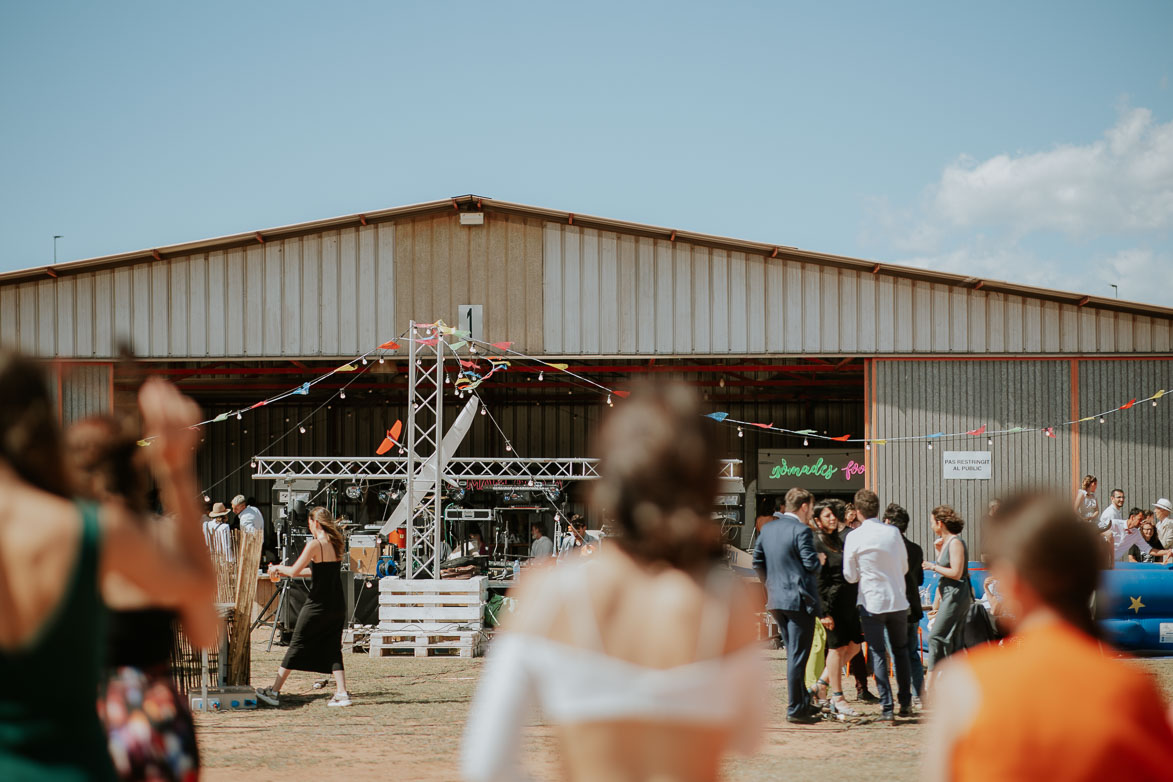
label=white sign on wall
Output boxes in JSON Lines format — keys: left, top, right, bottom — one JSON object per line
{"left": 943, "top": 451, "right": 992, "bottom": 480}
{"left": 457, "top": 304, "right": 484, "bottom": 343}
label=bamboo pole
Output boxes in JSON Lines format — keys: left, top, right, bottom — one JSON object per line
{"left": 227, "top": 530, "right": 264, "bottom": 686}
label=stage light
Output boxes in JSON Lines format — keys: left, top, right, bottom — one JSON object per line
{"left": 345, "top": 484, "right": 363, "bottom": 501}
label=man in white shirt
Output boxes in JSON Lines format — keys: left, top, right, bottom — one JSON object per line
{"left": 232, "top": 494, "right": 265, "bottom": 536}
{"left": 843, "top": 488, "right": 912, "bottom": 723}
{"left": 1106, "top": 507, "right": 1148, "bottom": 561}
{"left": 1154, "top": 498, "right": 1173, "bottom": 549}
{"left": 1099, "top": 488, "right": 1126, "bottom": 527}
{"left": 529, "top": 522, "right": 555, "bottom": 561}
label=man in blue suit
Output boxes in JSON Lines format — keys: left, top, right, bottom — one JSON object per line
{"left": 753, "top": 487, "right": 823, "bottom": 723}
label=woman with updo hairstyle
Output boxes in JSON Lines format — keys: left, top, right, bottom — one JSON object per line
{"left": 924, "top": 494, "right": 1173, "bottom": 780}
{"left": 461, "top": 383, "right": 764, "bottom": 782}
{"left": 256, "top": 506, "right": 350, "bottom": 708}
{"left": 1073, "top": 474, "right": 1100, "bottom": 523}
{"left": 922, "top": 505, "right": 972, "bottom": 681}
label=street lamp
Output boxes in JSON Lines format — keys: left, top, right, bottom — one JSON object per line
{"left": 1110, "top": 284, "right": 1118, "bottom": 299}
{"left": 53, "top": 235, "right": 63, "bottom": 264}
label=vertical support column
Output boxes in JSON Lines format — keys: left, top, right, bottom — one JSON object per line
{"left": 404, "top": 321, "right": 445, "bottom": 578}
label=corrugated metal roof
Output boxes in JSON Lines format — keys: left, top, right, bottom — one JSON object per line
{"left": 2, "top": 194, "right": 1170, "bottom": 320}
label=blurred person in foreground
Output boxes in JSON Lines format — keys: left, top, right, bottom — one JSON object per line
{"left": 753, "top": 487, "right": 822, "bottom": 724}
{"left": 461, "top": 384, "right": 763, "bottom": 782}
{"left": 0, "top": 354, "right": 216, "bottom": 781}
{"left": 67, "top": 415, "right": 218, "bottom": 781}
{"left": 923, "top": 493, "right": 1173, "bottom": 782}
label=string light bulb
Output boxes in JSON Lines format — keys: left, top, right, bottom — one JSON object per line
{"left": 1153, "top": 399, "right": 1158, "bottom": 407}
{"left": 928, "top": 442, "right": 934, "bottom": 450}
{"left": 737, "top": 427, "right": 744, "bottom": 438}
{"left": 987, "top": 437, "right": 993, "bottom": 446}
{"left": 607, "top": 394, "right": 613, "bottom": 406}
{"left": 236, "top": 412, "right": 242, "bottom": 420}
{"left": 505, "top": 443, "right": 512, "bottom": 452}
{"left": 1099, "top": 416, "right": 1105, "bottom": 424}
{"left": 203, "top": 495, "right": 211, "bottom": 503}
{"left": 480, "top": 407, "right": 487, "bottom": 416}
{"left": 538, "top": 371, "right": 544, "bottom": 381}
{"left": 250, "top": 461, "right": 256, "bottom": 469}
{"left": 340, "top": 390, "right": 346, "bottom": 399}
{"left": 362, "top": 357, "right": 368, "bottom": 365}
{"left": 803, "top": 438, "right": 809, "bottom": 447}
{"left": 299, "top": 426, "right": 306, "bottom": 434}
{"left": 378, "top": 356, "right": 385, "bottom": 364}
{"left": 864, "top": 443, "right": 870, "bottom": 451}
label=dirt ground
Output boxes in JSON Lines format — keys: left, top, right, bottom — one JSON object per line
{"left": 195, "top": 630, "right": 1173, "bottom": 781}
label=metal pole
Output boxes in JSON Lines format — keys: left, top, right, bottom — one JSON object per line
{"left": 405, "top": 322, "right": 418, "bottom": 577}
{"left": 431, "top": 331, "right": 445, "bottom": 579}
{"left": 53, "top": 235, "right": 62, "bottom": 264}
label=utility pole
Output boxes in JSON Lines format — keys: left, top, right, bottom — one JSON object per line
{"left": 1110, "top": 284, "right": 1118, "bottom": 299}
{"left": 53, "top": 235, "right": 63, "bottom": 264}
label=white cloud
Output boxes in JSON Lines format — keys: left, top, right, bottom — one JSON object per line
{"left": 931, "top": 107, "right": 1173, "bottom": 237}
{"left": 864, "top": 106, "right": 1173, "bottom": 307}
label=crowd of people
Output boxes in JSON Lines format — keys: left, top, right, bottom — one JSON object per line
{"left": 1074, "top": 475, "right": 1173, "bottom": 564}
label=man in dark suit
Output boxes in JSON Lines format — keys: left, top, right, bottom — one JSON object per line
{"left": 884, "top": 502, "right": 926, "bottom": 706}
{"left": 753, "top": 487, "right": 822, "bottom": 724}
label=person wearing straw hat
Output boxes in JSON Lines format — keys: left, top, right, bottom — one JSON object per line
{"left": 203, "top": 502, "right": 234, "bottom": 562}
{"left": 1153, "top": 498, "right": 1173, "bottom": 549}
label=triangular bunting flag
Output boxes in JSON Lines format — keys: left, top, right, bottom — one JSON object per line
{"left": 752, "top": 422, "right": 774, "bottom": 430}
{"left": 1120, "top": 399, "right": 1136, "bottom": 410}
{"left": 613, "top": 390, "right": 631, "bottom": 398}
{"left": 966, "top": 425, "right": 987, "bottom": 436}
{"left": 491, "top": 341, "right": 513, "bottom": 350}
{"left": 1044, "top": 427, "right": 1056, "bottom": 438}
{"left": 337, "top": 364, "right": 357, "bottom": 372}
{"left": 449, "top": 341, "right": 467, "bottom": 351}
{"left": 706, "top": 412, "right": 729, "bottom": 422}
{"left": 213, "top": 412, "right": 229, "bottom": 423}
{"left": 548, "top": 363, "right": 569, "bottom": 370}
{"left": 379, "top": 340, "right": 400, "bottom": 350}
{"left": 830, "top": 434, "right": 851, "bottom": 441}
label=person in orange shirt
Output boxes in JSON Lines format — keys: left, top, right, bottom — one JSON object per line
{"left": 923, "top": 493, "right": 1173, "bottom": 782}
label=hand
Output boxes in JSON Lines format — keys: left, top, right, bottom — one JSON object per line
{"left": 817, "top": 552, "right": 827, "bottom": 566}
{"left": 138, "top": 378, "right": 202, "bottom": 471}
{"left": 922, "top": 561, "right": 935, "bottom": 571}
{"left": 820, "top": 616, "right": 835, "bottom": 630}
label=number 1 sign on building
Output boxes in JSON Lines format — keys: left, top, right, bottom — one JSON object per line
{"left": 458, "top": 304, "right": 484, "bottom": 343}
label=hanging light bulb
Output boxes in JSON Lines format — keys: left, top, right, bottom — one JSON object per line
{"left": 864, "top": 443, "right": 871, "bottom": 451}
{"left": 299, "top": 425, "right": 306, "bottom": 434}
{"left": 718, "top": 377, "right": 725, "bottom": 388}
{"left": 505, "top": 443, "right": 513, "bottom": 452}
{"left": 362, "top": 357, "right": 368, "bottom": 365}
{"left": 1098, "top": 416, "right": 1105, "bottom": 424}
{"left": 379, "top": 356, "right": 385, "bottom": 364}
{"left": 444, "top": 374, "right": 450, "bottom": 384}
{"left": 235, "top": 412, "right": 242, "bottom": 420}
{"left": 480, "top": 407, "right": 487, "bottom": 416}
{"left": 203, "top": 495, "right": 211, "bottom": 503}
{"left": 928, "top": 442, "right": 934, "bottom": 450}
{"left": 987, "top": 437, "right": 993, "bottom": 446}
{"left": 1153, "top": 399, "right": 1158, "bottom": 407}
{"left": 607, "top": 394, "right": 613, "bottom": 406}
{"left": 803, "top": 438, "right": 809, "bottom": 447}
{"left": 340, "top": 390, "right": 346, "bottom": 399}
{"left": 250, "top": 461, "right": 257, "bottom": 469}
{"left": 538, "top": 371, "right": 544, "bottom": 381}
{"left": 737, "top": 427, "right": 744, "bottom": 438}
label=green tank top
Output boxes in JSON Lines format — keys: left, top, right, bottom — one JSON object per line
{"left": 0, "top": 501, "right": 115, "bottom": 781}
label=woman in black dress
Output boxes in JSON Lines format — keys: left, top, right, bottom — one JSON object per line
{"left": 256, "top": 506, "right": 350, "bottom": 707}
{"left": 810, "top": 499, "right": 863, "bottom": 718}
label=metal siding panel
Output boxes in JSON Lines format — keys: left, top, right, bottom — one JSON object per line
{"left": 599, "top": 232, "right": 619, "bottom": 354}
{"left": 709, "top": 249, "right": 728, "bottom": 353}
{"left": 1133, "top": 316, "right": 1152, "bottom": 352}
{"left": 485, "top": 217, "right": 507, "bottom": 346}
{"left": 745, "top": 254, "right": 765, "bottom": 354}
{"left": 967, "top": 292, "right": 986, "bottom": 353}
{"left": 655, "top": 241, "right": 673, "bottom": 354}
{"left": 0, "top": 286, "right": 16, "bottom": 350}
{"left": 1078, "top": 309, "right": 1098, "bottom": 352}
{"left": 863, "top": 274, "right": 882, "bottom": 352}
{"left": 820, "top": 266, "right": 838, "bottom": 353}
{"left": 783, "top": 261, "right": 802, "bottom": 352}
{"left": 801, "top": 263, "right": 821, "bottom": 352}
{"left": 94, "top": 273, "right": 113, "bottom": 357}
{"left": 727, "top": 252, "right": 747, "bottom": 353}
{"left": 150, "top": 264, "right": 169, "bottom": 357}
{"left": 18, "top": 284, "right": 37, "bottom": 354}
{"left": 692, "top": 247, "right": 710, "bottom": 354}
{"left": 393, "top": 224, "right": 414, "bottom": 342}
{"left": 1060, "top": 305, "right": 1079, "bottom": 352}
{"left": 169, "top": 258, "right": 188, "bottom": 356}
{"left": 894, "top": 278, "right": 913, "bottom": 352}
{"left": 187, "top": 255, "right": 207, "bottom": 356}
{"left": 524, "top": 221, "right": 545, "bottom": 354}
{"left": 1023, "top": 298, "right": 1042, "bottom": 352}
{"left": 358, "top": 227, "right": 377, "bottom": 352}
{"left": 262, "top": 242, "right": 283, "bottom": 355}
{"left": 320, "top": 233, "right": 340, "bottom": 354}
{"left": 1097, "top": 310, "right": 1116, "bottom": 352}
{"left": 206, "top": 251, "right": 226, "bottom": 356}
{"left": 562, "top": 226, "right": 581, "bottom": 353}
{"left": 1154, "top": 319, "right": 1171, "bottom": 352}
{"left": 224, "top": 250, "right": 244, "bottom": 355}
{"left": 431, "top": 219, "right": 452, "bottom": 329}
{"left": 986, "top": 294, "right": 1005, "bottom": 352}
{"left": 282, "top": 239, "right": 302, "bottom": 356}
{"left": 1041, "top": 301, "right": 1061, "bottom": 353}
{"left": 131, "top": 265, "right": 151, "bottom": 357}
{"left": 56, "top": 277, "right": 74, "bottom": 357}
{"left": 618, "top": 234, "right": 637, "bottom": 354}
{"left": 636, "top": 239, "right": 655, "bottom": 353}
{"left": 764, "top": 258, "right": 783, "bottom": 353}
{"left": 673, "top": 243, "right": 691, "bottom": 353}
{"left": 244, "top": 246, "right": 264, "bottom": 356}
{"left": 377, "top": 225, "right": 396, "bottom": 352}
{"left": 74, "top": 275, "right": 93, "bottom": 357}
{"left": 542, "top": 223, "right": 563, "bottom": 353}
{"left": 930, "top": 285, "right": 949, "bottom": 352}
{"left": 912, "top": 282, "right": 931, "bottom": 352}
{"left": 338, "top": 229, "right": 358, "bottom": 355}
{"left": 581, "top": 228, "right": 600, "bottom": 354}
{"left": 839, "top": 271, "right": 858, "bottom": 352}
{"left": 37, "top": 280, "right": 56, "bottom": 356}
{"left": 113, "top": 269, "right": 133, "bottom": 354}
{"left": 298, "top": 237, "right": 320, "bottom": 355}
{"left": 949, "top": 287, "right": 967, "bottom": 352}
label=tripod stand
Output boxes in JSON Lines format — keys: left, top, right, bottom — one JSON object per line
{"left": 251, "top": 521, "right": 300, "bottom": 652}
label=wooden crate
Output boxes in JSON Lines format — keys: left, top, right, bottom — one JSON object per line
{"left": 368, "top": 629, "right": 483, "bottom": 658}
{"left": 377, "top": 576, "right": 486, "bottom": 631}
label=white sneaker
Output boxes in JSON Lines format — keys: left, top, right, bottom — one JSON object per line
{"left": 255, "top": 687, "right": 280, "bottom": 707}
{"left": 328, "top": 691, "right": 352, "bottom": 707}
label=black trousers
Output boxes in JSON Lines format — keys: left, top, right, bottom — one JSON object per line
{"left": 769, "top": 609, "right": 815, "bottom": 718}
{"left": 849, "top": 646, "right": 870, "bottom": 690}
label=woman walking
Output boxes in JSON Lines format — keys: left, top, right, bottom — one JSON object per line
{"left": 1073, "top": 474, "right": 1100, "bottom": 523}
{"left": 809, "top": 499, "right": 862, "bottom": 718}
{"left": 923, "top": 505, "right": 972, "bottom": 684}
{"left": 256, "top": 506, "right": 350, "bottom": 707}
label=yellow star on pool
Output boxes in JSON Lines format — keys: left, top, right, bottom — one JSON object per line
{"left": 1128, "top": 596, "right": 1145, "bottom": 614}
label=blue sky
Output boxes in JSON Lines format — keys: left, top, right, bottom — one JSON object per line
{"left": 2, "top": 2, "right": 1171, "bottom": 305}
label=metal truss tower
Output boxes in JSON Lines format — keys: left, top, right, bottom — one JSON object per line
{"left": 404, "top": 321, "right": 445, "bottom": 578}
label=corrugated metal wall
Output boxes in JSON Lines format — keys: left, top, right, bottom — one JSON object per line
{"left": 193, "top": 394, "right": 862, "bottom": 528}
{"left": 4, "top": 211, "right": 1173, "bottom": 360}
{"left": 541, "top": 222, "right": 1173, "bottom": 356}
{"left": 871, "top": 360, "right": 1073, "bottom": 555}
{"left": 1077, "top": 359, "right": 1173, "bottom": 510}
{"left": 60, "top": 364, "right": 112, "bottom": 425}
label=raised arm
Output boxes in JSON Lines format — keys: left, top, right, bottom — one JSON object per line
{"left": 271, "top": 539, "right": 319, "bottom": 579}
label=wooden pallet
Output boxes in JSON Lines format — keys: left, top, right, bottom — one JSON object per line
{"left": 377, "top": 576, "right": 486, "bottom": 631}
{"left": 342, "top": 626, "right": 374, "bottom": 652}
{"left": 368, "top": 629, "right": 483, "bottom": 658}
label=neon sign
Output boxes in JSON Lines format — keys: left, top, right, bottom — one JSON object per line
{"left": 757, "top": 449, "right": 866, "bottom": 493}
